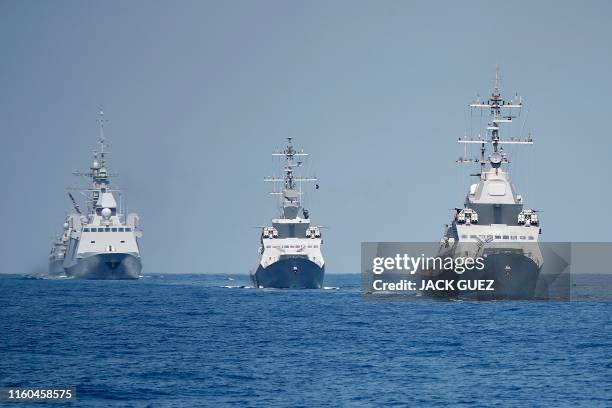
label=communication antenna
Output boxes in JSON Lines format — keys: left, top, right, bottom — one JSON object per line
{"left": 67, "top": 192, "right": 82, "bottom": 215}
{"left": 457, "top": 67, "right": 533, "bottom": 178}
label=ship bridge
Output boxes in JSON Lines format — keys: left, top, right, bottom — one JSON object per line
{"left": 271, "top": 217, "right": 311, "bottom": 238}
{"left": 466, "top": 168, "right": 524, "bottom": 225}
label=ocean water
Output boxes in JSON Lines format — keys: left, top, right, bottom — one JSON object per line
{"left": 1, "top": 274, "right": 611, "bottom": 407}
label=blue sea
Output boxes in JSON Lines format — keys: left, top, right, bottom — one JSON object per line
{"left": 1, "top": 274, "right": 611, "bottom": 407}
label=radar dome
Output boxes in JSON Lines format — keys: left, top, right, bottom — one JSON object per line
{"left": 92, "top": 160, "right": 101, "bottom": 169}
{"left": 63, "top": 222, "right": 69, "bottom": 230}
{"left": 489, "top": 152, "right": 503, "bottom": 168}
{"left": 101, "top": 208, "right": 112, "bottom": 219}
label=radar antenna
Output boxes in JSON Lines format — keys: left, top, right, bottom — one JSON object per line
{"left": 457, "top": 68, "right": 533, "bottom": 178}
{"left": 69, "top": 109, "right": 123, "bottom": 215}
{"left": 264, "top": 138, "right": 317, "bottom": 217}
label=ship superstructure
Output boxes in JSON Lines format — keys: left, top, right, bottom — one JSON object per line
{"left": 57, "top": 110, "right": 143, "bottom": 279}
{"left": 251, "top": 138, "right": 325, "bottom": 288}
{"left": 422, "top": 69, "right": 543, "bottom": 298}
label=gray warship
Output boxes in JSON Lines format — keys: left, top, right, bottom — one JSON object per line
{"left": 53, "top": 110, "right": 143, "bottom": 279}
{"left": 251, "top": 138, "right": 325, "bottom": 289}
{"left": 422, "top": 70, "right": 543, "bottom": 299}
{"left": 47, "top": 194, "right": 82, "bottom": 277}
{"left": 48, "top": 216, "right": 71, "bottom": 276}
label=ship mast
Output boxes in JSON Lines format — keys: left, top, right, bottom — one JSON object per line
{"left": 457, "top": 67, "right": 533, "bottom": 179}
{"left": 97, "top": 108, "right": 107, "bottom": 179}
{"left": 70, "top": 109, "right": 121, "bottom": 215}
{"left": 264, "top": 138, "right": 317, "bottom": 218}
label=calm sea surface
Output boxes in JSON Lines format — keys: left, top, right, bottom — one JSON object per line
{"left": 1, "top": 274, "right": 611, "bottom": 407}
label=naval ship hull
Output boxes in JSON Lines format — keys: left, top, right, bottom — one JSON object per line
{"left": 48, "top": 259, "right": 66, "bottom": 277}
{"left": 252, "top": 257, "right": 324, "bottom": 289}
{"left": 422, "top": 249, "right": 541, "bottom": 300}
{"left": 65, "top": 253, "right": 141, "bottom": 280}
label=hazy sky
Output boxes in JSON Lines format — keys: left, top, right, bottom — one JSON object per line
{"left": 1, "top": 1, "right": 611, "bottom": 274}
